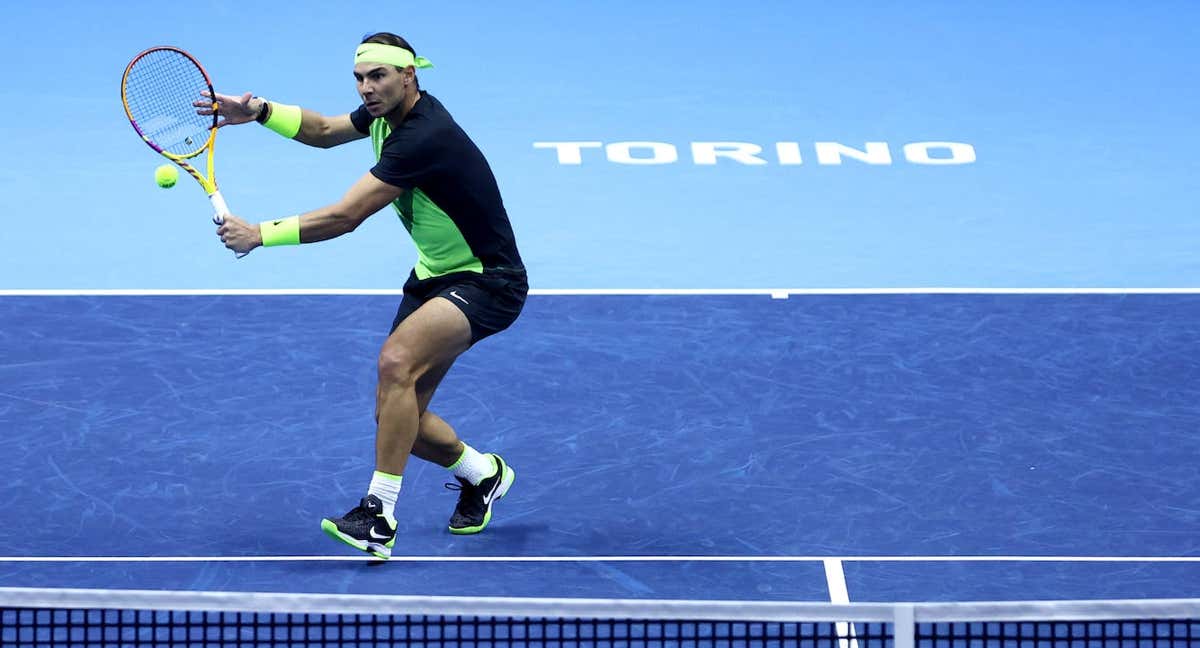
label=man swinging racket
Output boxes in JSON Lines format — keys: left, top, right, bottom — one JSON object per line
{"left": 200, "top": 32, "right": 527, "bottom": 559}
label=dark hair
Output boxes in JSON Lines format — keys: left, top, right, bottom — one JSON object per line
{"left": 361, "top": 32, "right": 420, "bottom": 89}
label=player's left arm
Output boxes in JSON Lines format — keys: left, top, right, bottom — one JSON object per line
{"left": 215, "top": 172, "right": 404, "bottom": 254}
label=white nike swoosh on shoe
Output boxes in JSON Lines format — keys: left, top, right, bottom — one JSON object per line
{"left": 368, "top": 527, "right": 392, "bottom": 540}
{"left": 481, "top": 463, "right": 504, "bottom": 505}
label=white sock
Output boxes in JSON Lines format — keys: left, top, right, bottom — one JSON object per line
{"left": 449, "top": 443, "right": 497, "bottom": 485}
{"left": 368, "top": 470, "right": 403, "bottom": 521}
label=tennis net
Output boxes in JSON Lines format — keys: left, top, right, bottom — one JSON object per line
{"left": 1, "top": 587, "right": 1199, "bottom": 648}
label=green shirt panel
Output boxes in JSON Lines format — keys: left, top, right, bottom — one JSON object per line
{"left": 370, "top": 119, "right": 483, "bottom": 279}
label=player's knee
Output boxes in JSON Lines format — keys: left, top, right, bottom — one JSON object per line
{"left": 378, "top": 344, "right": 421, "bottom": 389}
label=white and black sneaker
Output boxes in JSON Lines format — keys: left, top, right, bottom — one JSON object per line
{"left": 321, "top": 495, "right": 397, "bottom": 559}
{"left": 446, "top": 454, "right": 515, "bottom": 534}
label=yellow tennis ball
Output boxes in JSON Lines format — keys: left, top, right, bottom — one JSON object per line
{"left": 154, "top": 164, "right": 178, "bottom": 189}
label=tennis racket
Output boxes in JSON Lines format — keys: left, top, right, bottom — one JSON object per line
{"left": 121, "top": 46, "right": 245, "bottom": 257}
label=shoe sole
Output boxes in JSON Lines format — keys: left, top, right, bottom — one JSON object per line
{"left": 320, "top": 518, "right": 394, "bottom": 560}
{"left": 449, "top": 456, "right": 515, "bottom": 535}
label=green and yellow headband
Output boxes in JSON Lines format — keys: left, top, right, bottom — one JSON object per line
{"left": 355, "top": 43, "right": 434, "bottom": 69}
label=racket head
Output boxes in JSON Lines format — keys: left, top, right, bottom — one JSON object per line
{"left": 121, "top": 47, "right": 218, "bottom": 188}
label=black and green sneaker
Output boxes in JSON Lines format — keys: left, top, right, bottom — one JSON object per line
{"left": 446, "top": 454, "right": 515, "bottom": 535}
{"left": 321, "top": 495, "right": 397, "bottom": 559}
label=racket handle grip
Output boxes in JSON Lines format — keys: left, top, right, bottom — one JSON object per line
{"left": 209, "top": 191, "right": 231, "bottom": 224}
{"left": 208, "top": 191, "right": 247, "bottom": 259}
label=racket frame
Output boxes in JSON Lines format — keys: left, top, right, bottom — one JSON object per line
{"left": 120, "top": 46, "right": 232, "bottom": 222}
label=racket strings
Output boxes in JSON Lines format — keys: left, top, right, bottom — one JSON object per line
{"left": 124, "top": 49, "right": 214, "bottom": 157}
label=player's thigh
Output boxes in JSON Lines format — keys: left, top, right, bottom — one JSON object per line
{"left": 386, "top": 363, "right": 450, "bottom": 426}
{"left": 432, "top": 271, "right": 528, "bottom": 344}
{"left": 379, "top": 297, "right": 472, "bottom": 384}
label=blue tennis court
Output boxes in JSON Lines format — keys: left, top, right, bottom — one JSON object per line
{"left": 3, "top": 2, "right": 1200, "bottom": 644}
{"left": 3, "top": 292, "right": 1198, "bottom": 604}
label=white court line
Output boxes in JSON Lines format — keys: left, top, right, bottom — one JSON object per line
{"left": 2, "top": 555, "right": 1199, "bottom": 563}
{"left": 824, "top": 559, "right": 851, "bottom": 602}
{"left": 823, "top": 559, "right": 860, "bottom": 648}
{"left": 3, "top": 288, "right": 1200, "bottom": 297}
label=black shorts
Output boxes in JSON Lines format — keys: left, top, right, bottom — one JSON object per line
{"left": 390, "top": 267, "right": 528, "bottom": 344}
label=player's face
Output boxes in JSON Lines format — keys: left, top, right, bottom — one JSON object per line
{"left": 354, "top": 64, "right": 410, "bottom": 116}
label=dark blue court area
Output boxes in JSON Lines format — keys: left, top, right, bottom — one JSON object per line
{"left": 2, "top": 293, "right": 1199, "bottom": 602}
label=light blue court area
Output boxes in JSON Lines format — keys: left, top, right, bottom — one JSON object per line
{"left": 1, "top": 3, "right": 1199, "bottom": 290}
{"left": 1, "top": 293, "right": 1199, "bottom": 602}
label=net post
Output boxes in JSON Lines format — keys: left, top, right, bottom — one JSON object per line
{"left": 893, "top": 604, "right": 915, "bottom": 648}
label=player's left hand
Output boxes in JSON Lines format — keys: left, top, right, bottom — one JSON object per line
{"left": 215, "top": 213, "right": 261, "bottom": 255}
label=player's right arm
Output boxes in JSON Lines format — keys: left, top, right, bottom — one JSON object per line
{"left": 197, "top": 91, "right": 367, "bottom": 148}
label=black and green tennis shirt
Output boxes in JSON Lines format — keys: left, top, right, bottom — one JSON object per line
{"left": 350, "top": 92, "right": 523, "bottom": 279}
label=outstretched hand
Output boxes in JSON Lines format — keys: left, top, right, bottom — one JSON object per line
{"left": 194, "top": 90, "right": 261, "bottom": 128}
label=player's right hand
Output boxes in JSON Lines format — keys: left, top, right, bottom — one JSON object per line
{"left": 194, "top": 91, "right": 260, "bottom": 128}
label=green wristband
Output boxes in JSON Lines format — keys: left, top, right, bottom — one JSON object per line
{"left": 263, "top": 102, "right": 302, "bottom": 139}
{"left": 260, "top": 216, "right": 301, "bottom": 247}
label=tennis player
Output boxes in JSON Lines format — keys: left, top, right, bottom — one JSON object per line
{"left": 200, "top": 32, "right": 525, "bottom": 559}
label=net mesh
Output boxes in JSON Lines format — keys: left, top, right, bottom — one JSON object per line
{"left": 915, "top": 620, "right": 1197, "bottom": 647}
{"left": 122, "top": 48, "right": 215, "bottom": 156}
{"left": 0, "top": 609, "right": 890, "bottom": 648}
{"left": 2, "top": 588, "right": 1199, "bottom": 648}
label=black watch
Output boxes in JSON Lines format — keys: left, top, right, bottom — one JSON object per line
{"left": 254, "top": 99, "right": 270, "bottom": 124}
